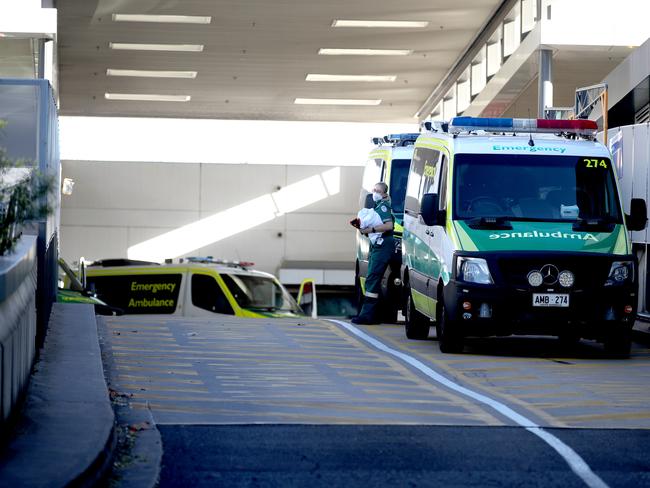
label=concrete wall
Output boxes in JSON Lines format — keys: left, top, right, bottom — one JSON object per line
{"left": 60, "top": 161, "right": 363, "bottom": 274}
{"left": 0, "top": 235, "right": 37, "bottom": 425}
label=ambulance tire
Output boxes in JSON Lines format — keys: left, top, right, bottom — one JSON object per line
{"left": 354, "top": 271, "right": 363, "bottom": 315}
{"left": 557, "top": 332, "right": 580, "bottom": 350}
{"left": 380, "top": 302, "right": 399, "bottom": 324}
{"left": 603, "top": 326, "right": 632, "bottom": 358}
{"left": 404, "top": 284, "right": 430, "bottom": 340}
{"left": 380, "top": 278, "right": 399, "bottom": 324}
{"left": 437, "top": 300, "right": 464, "bottom": 354}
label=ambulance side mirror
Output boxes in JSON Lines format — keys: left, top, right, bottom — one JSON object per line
{"left": 364, "top": 193, "right": 374, "bottom": 209}
{"left": 420, "top": 193, "right": 445, "bottom": 226}
{"left": 626, "top": 198, "right": 647, "bottom": 231}
{"left": 297, "top": 279, "right": 318, "bottom": 318}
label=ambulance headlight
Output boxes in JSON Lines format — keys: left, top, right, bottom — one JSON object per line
{"left": 605, "top": 261, "right": 634, "bottom": 286}
{"left": 457, "top": 257, "right": 493, "bottom": 285}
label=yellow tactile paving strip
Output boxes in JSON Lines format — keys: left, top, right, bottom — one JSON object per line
{"left": 363, "top": 322, "right": 650, "bottom": 429}
{"left": 99, "top": 316, "right": 502, "bottom": 426}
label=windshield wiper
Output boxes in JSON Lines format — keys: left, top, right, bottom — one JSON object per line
{"left": 467, "top": 216, "right": 513, "bottom": 230}
{"left": 248, "top": 306, "right": 279, "bottom": 312}
{"left": 572, "top": 217, "right": 615, "bottom": 232}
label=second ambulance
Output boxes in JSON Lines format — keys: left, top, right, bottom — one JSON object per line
{"left": 401, "top": 117, "right": 647, "bottom": 356}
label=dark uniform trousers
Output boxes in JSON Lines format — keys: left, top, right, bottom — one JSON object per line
{"left": 355, "top": 196, "right": 395, "bottom": 323}
{"left": 357, "top": 233, "right": 394, "bottom": 322}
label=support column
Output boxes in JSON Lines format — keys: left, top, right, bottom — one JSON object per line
{"left": 538, "top": 48, "right": 553, "bottom": 118}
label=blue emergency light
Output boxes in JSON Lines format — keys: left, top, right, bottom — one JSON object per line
{"left": 384, "top": 133, "right": 420, "bottom": 143}
{"left": 449, "top": 117, "right": 597, "bottom": 134}
{"left": 372, "top": 133, "right": 420, "bottom": 146}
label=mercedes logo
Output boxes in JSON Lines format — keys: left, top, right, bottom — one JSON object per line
{"left": 539, "top": 264, "right": 559, "bottom": 285}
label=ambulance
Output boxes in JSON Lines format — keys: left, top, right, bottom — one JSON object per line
{"left": 401, "top": 117, "right": 647, "bottom": 356}
{"left": 355, "top": 133, "right": 418, "bottom": 322}
{"left": 83, "top": 257, "right": 307, "bottom": 318}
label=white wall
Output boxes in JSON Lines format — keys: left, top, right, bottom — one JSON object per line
{"left": 60, "top": 160, "right": 363, "bottom": 275}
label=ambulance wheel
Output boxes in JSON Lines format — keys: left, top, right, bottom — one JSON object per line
{"left": 354, "top": 272, "right": 363, "bottom": 315}
{"left": 557, "top": 332, "right": 580, "bottom": 349}
{"left": 603, "top": 327, "right": 632, "bottom": 358}
{"left": 381, "top": 280, "right": 399, "bottom": 324}
{"left": 404, "top": 284, "right": 430, "bottom": 340}
{"left": 437, "top": 301, "right": 464, "bottom": 353}
{"left": 380, "top": 302, "right": 399, "bottom": 324}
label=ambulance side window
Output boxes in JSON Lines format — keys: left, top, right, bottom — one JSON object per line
{"left": 191, "top": 274, "right": 235, "bottom": 315}
{"left": 360, "top": 158, "right": 385, "bottom": 207}
{"left": 438, "top": 155, "right": 448, "bottom": 210}
{"left": 418, "top": 148, "right": 441, "bottom": 204}
{"left": 405, "top": 150, "right": 425, "bottom": 214}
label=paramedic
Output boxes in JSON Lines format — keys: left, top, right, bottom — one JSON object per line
{"left": 352, "top": 182, "right": 395, "bottom": 324}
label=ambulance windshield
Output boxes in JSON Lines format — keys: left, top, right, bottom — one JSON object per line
{"left": 389, "top": 159, "right": 410, "bottom": 215}
{"left": 220, "top": 274, "right": 300, "bottom": 313}
{"left": 453, "top": 154, "right": 622, "bottom": 223}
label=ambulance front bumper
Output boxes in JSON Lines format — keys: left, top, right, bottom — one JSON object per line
{"left": 444, "top": 252, "right": 637, "bottom": 339}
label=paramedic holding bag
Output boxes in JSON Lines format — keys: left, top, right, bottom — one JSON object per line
{"left": 352, "top": 182, "right": 395, "bottom": 324}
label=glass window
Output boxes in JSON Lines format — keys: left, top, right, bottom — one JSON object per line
{"left": 86, "top": 273, "right": 182, "bottom": 314}
{"left": 191, "top": 274, "right": 235, "bottom": 315}
{"left": 439, "top": 155, "right": 448, "bottom": 210}
{"left": 360, "top": 158, "right": 385, "bottom": 208}
{"left": 453, "top": 154, "right": 623, "bottom": 222}
{"left": 220, "top": 274, "right": 300, "bottom": 313}
{"left": 388, "top": 159, "right": 410, "bottom": 215}
{"left": 419, "top": 149, "right": 440, "bottom": 202}
{"left": 405, "top": 149, "right": 425, "bottom": 213}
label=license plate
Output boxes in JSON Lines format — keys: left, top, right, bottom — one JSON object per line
{"left": 532, "top": 293, "right": 569, "bottom": 307}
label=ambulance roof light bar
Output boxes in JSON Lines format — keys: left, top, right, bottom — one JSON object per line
{"left": 449, "top": 117, "right": 598, "bottom": 135}
{"left": 184, "top": 256, "right": 255, "bottom": 269}
{"left": 371, "top": 133, "right": 420, "bottom": 146}
{"left": 422, "top": 120, "right": 449, "bottom": 132}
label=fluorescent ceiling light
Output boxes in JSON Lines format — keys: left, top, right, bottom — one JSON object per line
{"left": 295, "top": 98, "right": 381, "bottom": 106}
{"left": 106, "top": 69, "right": 198, "bottom": 79}
{"left": 332, "top": 20, "right": 429, "bottom": 28}
{"left": 306, "top": 74, "right": 396, "bottom": 82}
{"left": 105, "top": 93, "right": 191, "bottom": 102}
{"left": 109, "top": 42, "right": 204, "bottom": 52}
{"left": 112, "top": 14, "right": 212, "bottom": 24}
{"left": 318, "top": 48, "right": 412, "bottom": 56}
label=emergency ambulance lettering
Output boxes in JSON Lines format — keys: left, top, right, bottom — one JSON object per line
{"left": 489, "top": 232, "right": 598, "bottom": 241}
{"left": 128, "top": 298, "right": 175, "bottom": 308}
{"left": 130, "top": 281, "right": 177, "bottom": 294}
{"left": 492, "top": 145, "right": 566, "bottom": 154}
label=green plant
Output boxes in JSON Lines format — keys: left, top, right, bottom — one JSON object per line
{"left": 0, "top": 120, "right": 53, "bottom": 256}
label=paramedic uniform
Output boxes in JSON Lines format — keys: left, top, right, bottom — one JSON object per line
{"left": 355, "top": 197, "right": 395, "bottom": 323}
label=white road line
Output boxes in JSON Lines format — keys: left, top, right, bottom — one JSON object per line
{"left": 329, "top": 320, "right": 609, "bottom": 488}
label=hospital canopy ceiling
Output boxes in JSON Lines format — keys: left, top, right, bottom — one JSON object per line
{"left": 55, "top": 0, "right": 504, "bottom": 123}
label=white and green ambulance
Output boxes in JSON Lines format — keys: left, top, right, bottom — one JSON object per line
{"left": 401, "top": 117, "right": 647, "bottom": 356}
{"left": 355, "top": 133, "right": 418, "bottom": 322}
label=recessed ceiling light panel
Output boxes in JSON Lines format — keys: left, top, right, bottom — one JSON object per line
{"left": 112, "top": 14, "right": 212, "bottom": 24}
{"left": 318, "top": 48, "right": 412, "bottom": 56}
{"left": 109, "top": 43, "right": 204, "bottom": 52}
{"left": 306, "top": 74, "right": 396, "bottom": 82}
{"left": 294, "top": 98, "right": 381, "bottom": 106}
{"left": 105, "top": 93, "right": 191, "bottom": 102}
{"left": 332, "top": 20, "right": 429, "bottom": 28}
{"left": 106, "top": 69, "right": 198, "bottom": 78}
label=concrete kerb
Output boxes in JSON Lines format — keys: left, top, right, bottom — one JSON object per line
{"left": 0, "top": 303, "right": 115, "bottom": 487}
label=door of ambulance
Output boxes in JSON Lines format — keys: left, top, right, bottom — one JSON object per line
{"left": 358, "top": 153, "right": 387, "bottom": 280}
{"left": 426, "top": 151, "right": 450, "bottom": 319}
{"left": 417, "top": 147, "right": 445, "bottom": 317}
{"left": 405, "top": 148, "right": 434, "bottom": 317}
